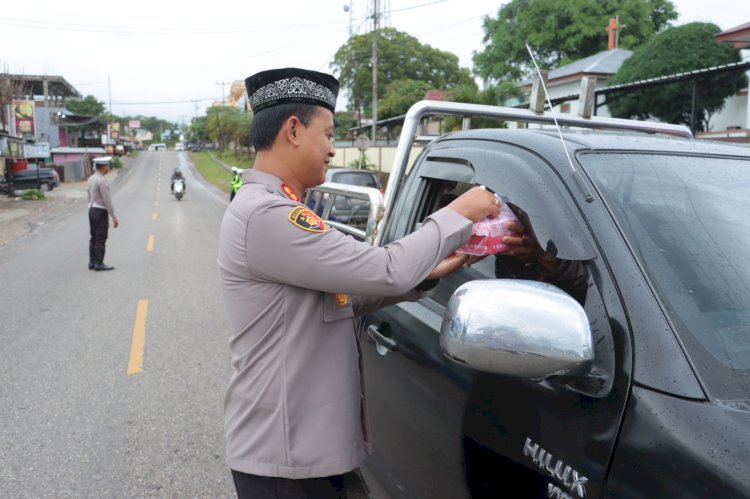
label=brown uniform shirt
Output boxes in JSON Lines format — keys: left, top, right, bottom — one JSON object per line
{"left": 218, "top": 170, "right": 472, "bottom": 479}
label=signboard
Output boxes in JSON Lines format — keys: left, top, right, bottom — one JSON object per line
{"left": 23, "top": 142, "right": 51, "bottom": 159}
{"left": 355, "top": 134, "right": 370, "bottom": 152}
{"left": 111, "top": 122, "right": 120, "bottom": 140}
{"left": 13, "top": 100, "right": 35, "bottom": 136}
{"left": 128, "top": 120, "right": 141, "bottom": 129}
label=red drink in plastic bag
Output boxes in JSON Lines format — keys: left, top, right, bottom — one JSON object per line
{"left": 457, "top": 200, "right": 522, "bottom": 256}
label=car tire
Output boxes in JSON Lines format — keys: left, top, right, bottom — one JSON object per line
{"left": 39, "top": 183, "right": 50, "bottom": 192}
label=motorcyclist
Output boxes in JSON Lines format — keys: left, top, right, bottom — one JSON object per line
{"left": 230, "top": 167, "right": 242, "bottom": 201}
{"left": 171, "top": 168, "right": 186, "bottom": 194}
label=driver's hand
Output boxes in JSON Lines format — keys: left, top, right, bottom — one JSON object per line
{"left": 498, "top": 221, "right": 536, "bottom": 259}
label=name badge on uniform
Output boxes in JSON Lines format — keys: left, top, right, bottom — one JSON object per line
{"left": 335, "top": 293, "right": 350, "bottom": 308}
{"left": 288, "top": 206, "right": 327, "bottom": 233}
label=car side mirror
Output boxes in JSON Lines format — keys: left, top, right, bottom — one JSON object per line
{"left": 440, "top": 280, "right": 593, "bottom": 380}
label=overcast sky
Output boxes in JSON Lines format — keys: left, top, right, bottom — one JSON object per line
{"left": 0, "top": 0, "right": 745, "bottom": 123}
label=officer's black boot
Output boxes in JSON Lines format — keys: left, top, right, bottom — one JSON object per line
{"left": 88, "top": 242, "right": 95, "bottom": 270}
{"left": 93, "top": 245, "right": 114, "bottom": 271}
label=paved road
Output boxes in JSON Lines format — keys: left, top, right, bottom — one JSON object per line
{"left": 0, "top": 152, "right": 235, "bottom": 497}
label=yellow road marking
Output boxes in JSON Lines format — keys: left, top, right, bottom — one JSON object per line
{"left": 127, "top": 299, "right": 149, "bottom": 375}
{"left": 154, "top": 200, "right": 159, "bottom": 207}
{"left": 147, "top": 234, "right": 155, "bottom": 252}
{"left": 152, "top": 212, "right": 158, "bottom": 221}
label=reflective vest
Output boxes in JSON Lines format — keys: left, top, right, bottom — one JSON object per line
{"left": 231, "top": 174, "right": 242, "bottom": 193}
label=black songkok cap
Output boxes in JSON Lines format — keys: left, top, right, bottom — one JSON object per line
{"left": 245, "top": 68, "right": 339, "bottom": 114}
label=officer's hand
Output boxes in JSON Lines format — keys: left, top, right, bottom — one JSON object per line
{"left": 113, "top": 216, "right": 119, "bottom": 228}
{"left": 426, "top": 253, "right": 486, "bottom": 280}
{"left": 427, "top": 252, "right": 469, "bottom": 280}
{"left": 447, "top": 186, "right": 500, "bottom": 222}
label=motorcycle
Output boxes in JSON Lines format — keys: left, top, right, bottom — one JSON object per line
{"left": 173, "top": 179, "right": 185, "bottom": 201}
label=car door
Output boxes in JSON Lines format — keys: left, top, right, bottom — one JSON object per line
{"left": 358, "top": 140, "right": 633, "bottom": 498}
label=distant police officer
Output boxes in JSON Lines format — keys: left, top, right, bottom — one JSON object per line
{"left": 230, "top": 167, "right": 242, "bottom": 201}
{"left": 87, "top": 158, "right": 118, "bottom": 271}
{"left": 218, "top": 68, "right": 499, "bottom": 499}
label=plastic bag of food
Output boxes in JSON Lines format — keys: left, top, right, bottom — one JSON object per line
{"left": 457, "top": 199, "right": 523, "bottom": 256}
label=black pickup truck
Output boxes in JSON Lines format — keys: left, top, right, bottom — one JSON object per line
{"left": 310, "top": 101, "right": 750, "bottom": 498}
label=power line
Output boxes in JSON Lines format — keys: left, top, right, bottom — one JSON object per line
{"left": 74, "top": 29, "right": 343, "bottom": 88}
{"left": 0, "top": 16, "right": 346, "bottom": 35}
{"left": 110, "top": 97, "right": 219, "bottom": 106}
{"left": 389, "top": 0, "right": 449, "bottom": 14}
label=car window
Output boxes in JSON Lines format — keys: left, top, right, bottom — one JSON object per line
{"left": 307, "top": 191, "right": 372, "bottom": 235}
{"left": 582, "top": 152, "right": 750, "bottom": 400}
{"left": 331, "top": 171, "right": 380, "bottom": 189}
{"left": 413, "top": 178, "right": 590, "bottom": 308}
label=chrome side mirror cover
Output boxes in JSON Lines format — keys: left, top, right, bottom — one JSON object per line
{"left": 440, "top": 280, "right": 593, "bottom": 380}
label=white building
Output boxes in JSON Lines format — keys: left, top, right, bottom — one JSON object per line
{"left": 520, "top": 22, "right": 750, "bottom": 140}
{"left": 520, "top": 48, "right": 633, "bottom": 118}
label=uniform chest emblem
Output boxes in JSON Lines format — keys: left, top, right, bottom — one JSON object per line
{"left": 335, "top": 293, "right": 351, "bottom": 308}
{"left": 288, "top": 206, "right": 327, "bottom": 232}
{"left": 281, "top": 183, "right": 300, "bottom": 201}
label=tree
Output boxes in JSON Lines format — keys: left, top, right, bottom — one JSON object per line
{"left": 334, "top": 111, "right": 357, "bottom": 141}
{"left": 189, "top": 115, "right": 208, "bottom": 143}
{"left": 331, "top": 28, "right": 474, "bottom": 113}
{"left": 231, "top": 111, "right": 253, "bottom": 157}
{"left": 443, "top": 81, "right": 520, "bottom": 130}
{"left": 473, "top": 0, "right": 678, "bottom": 82}
{"left": 379, "top": 79, "right": 433, "bottom": 119}
{"left": 65, "top": 95, "right": 106, "bottom": 117}
{"left": 608, "top": 22, "right": 746, "bottom": 132}
{"left": 205, "top": 106, "right": 254, "bottom": 153}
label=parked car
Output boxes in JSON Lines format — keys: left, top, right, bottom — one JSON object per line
{"left": 8, "top": 167, "right": 60, "bottom": 191}
{"left": 325, "top": 167, "right": 382, "bottom": 191}
{"left": 306, "top": 168, "right": 382, "bottom": 229}
{"left": 174, "top": 143, "right": 185, "bottom": 152}
{"left": 310, "top": 101, "right": 750, "bottom": 498}
{"left": 148, "top": 143, "right": 167, "bottom": 152}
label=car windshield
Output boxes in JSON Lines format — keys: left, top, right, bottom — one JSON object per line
{"left": 332, "top": 171, "right": 379, "bottom": 188}
{"left": 582, "top": 152, "right": 750, "bottom": 400}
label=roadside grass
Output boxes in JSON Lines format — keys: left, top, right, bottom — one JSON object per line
{"left": 189, "top": 152, "right": 233, "bottom": 193}
{"left": 212, "top": 150, "right": 255, "bottom": 169}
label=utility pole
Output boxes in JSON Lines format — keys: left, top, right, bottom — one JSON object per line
{"left": 216, "top": 80, "right": 230, "bottom": 106}
{"left": 216, "top": 81, "right": 230, "bottom": 151}
{"left": 107, "top": 76, "right": 112, "bottom": 151}
{"left": 371, "top": 0, "right": 379, "bottom": 143}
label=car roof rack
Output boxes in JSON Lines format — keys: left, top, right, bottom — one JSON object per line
{"left": 376, "top": 99, "right": 693, "bottom": 245}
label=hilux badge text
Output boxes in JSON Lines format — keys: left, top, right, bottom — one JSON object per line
{"left": 523, "top": 437, "right": 589, "bottom": 498}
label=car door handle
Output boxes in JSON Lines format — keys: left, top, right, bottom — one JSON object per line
{"left": 367, "top": 324, "right": 397, "bottom": 355}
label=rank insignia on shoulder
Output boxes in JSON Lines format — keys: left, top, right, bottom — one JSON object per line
{"left": 335, "top": 293, "right": 350, "bottom": 308}
{"left": 281, "top": 183, "right": 300, "bottom": 202}
{"left": 288, "top": 206, "right": 327, "bottom": 232}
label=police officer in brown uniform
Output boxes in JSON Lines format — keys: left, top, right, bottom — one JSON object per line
{"left": 87, "top": 159, "right": 119, "bottom": 271}
{"left": 218, "top": 68, "right": 499, "bottom": 499}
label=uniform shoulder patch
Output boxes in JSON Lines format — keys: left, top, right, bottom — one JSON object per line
{"left": 288, "top": 206, "right": 327, "bottom": 233}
